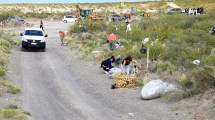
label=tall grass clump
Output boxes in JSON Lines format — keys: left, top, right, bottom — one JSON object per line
{"left": 0, "top": 108, "right": 17, "bottom": 118}
{"left": 0, "top": 30, "right": 18, "bottom": 77}
{"left": 0, "top": 104, "right": 29, "bottom": 119}
{"left": 0, "top": 79, "right": 21, "bottom": 94}
{"left": 17, "top": 114, "right": 28, "bottom": 120}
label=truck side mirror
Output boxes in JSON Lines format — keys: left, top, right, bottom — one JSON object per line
{"left": 20, "top": 33, "right": 23, "bottom": 36}
{"left": 44, "top": 34, "right": 48, "bottom": 37}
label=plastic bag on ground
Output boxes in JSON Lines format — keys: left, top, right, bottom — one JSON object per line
{"left": 141, "top": 79, "right": 177, "bottom": 100}
{"left": 108, "top": 67, "right": 121, "bottom": 79}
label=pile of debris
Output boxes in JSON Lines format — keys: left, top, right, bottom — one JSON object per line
{"left": 113, "top": 74, "right": 136, "bottom": 88}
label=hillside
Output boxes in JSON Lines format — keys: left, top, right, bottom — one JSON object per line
{"left": 0, "top": 2, "right": 170, "bottom": 14}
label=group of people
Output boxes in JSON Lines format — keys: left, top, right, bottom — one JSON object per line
{"left": 101, "top": 55, "right": 138, "bottom": 76}
{"left": 39, "top": 20, "right": 68, "bottom": 45}
{"left": 184, "top": 7, "right": 204, "bottom": 15}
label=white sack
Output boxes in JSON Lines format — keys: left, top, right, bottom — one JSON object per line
{"left": 141, "top": 79, "right": 177, "bottom": 100}
{"left": 108, "top": 67, "right": 121, "bottom": 79}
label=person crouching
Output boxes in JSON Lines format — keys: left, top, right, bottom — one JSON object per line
{"left": 101, "top": 56, "right": 115, "bottom": 74}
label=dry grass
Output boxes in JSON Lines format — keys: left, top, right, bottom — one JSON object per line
{"left": 0, "top": 79, "right": 21, "bottom": 94}
{"left": 175, "top": 0, "right": 215, "bottom": 11}
{"left": 0, "top": 2, "right": 169, "bottom": 14}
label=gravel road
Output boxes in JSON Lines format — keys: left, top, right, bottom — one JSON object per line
{"left": 5, "top": 21, "right": 191, "bottom": 120}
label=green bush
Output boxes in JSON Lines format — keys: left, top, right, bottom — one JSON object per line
{"left": 0, "top": 11, "right": 14, "bottom": 21}
{"left": 157, "top": 60, "right": 175, "bottom": 74}
{"left": 0, "top": 67, "right": 5, "bottom": 76}
{"left": 189, "top": 67, "right": 215, "bottom": 91}
{"left": 17, "top": 114, "right": 28, "bottom": 120}
{"left": 0, "top": 80, "right": 21, "bottom": 94}
{"left": 5, "top": 104, "right": 18, "bottom": 109}
{"left": 0, "top": 108, "right": 17, "bottom": 118}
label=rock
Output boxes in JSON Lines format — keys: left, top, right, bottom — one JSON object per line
{"left": 141, "top": 79, "right": 177, "bottom": 100}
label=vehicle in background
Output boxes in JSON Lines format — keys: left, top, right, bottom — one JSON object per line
{"left": 124, "top": 13, "right": 131, "bottom": 20}
{"left": 10, "top": 15, "right": 24, "bottom": 21}
{"left": 167, "top": 8, "right": 183, "bottom": 14}
{"left": 76, "top": 5, "right": 104, "bottom": 23}
{"left": 107, "top": 14, "right": 125, "bottom": 21}
{"left": 62, "top": 15, "right": 77, "bottom": 23}
{"left": 20, "top": 28, "right": 48, "bottom": 52}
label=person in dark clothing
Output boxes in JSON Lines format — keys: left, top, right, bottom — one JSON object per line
{"left": 40, "top": 20, "right": 44, "bottom": 31}
{"left": 101, "top": 56, "right": 115, "bottom": 74}
{"left": 121, "top": 56, "right": 137, "bottom": 76}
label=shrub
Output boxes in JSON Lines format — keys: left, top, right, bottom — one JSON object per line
{"left": 189, "top": 67, "right": 215, "bottom": 91}
{"left": 0, "top": 11, "right": 14, "bottom": 21}
{"left": 0, "top": 108, "right": 17, "bottom": 118}
{"left": 0, "top": 67, "right": 5, "bottom": 76}
{"left": 17, "top": 114, "right": 28, "bottom": 120}
{"left": 157, "top": 60, "right": 175, "bottom": 74}
{"left": 178, "top": 74, "right": 193, "bottom": 88}
{"left": 0, "top": 80, "right": 21, "bottom": 94}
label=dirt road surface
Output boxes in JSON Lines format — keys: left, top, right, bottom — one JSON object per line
{"left": 5, "top": 21, "right": 191, "bottom": 120}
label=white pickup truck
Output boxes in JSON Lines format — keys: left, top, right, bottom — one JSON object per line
{"left": 20, "top": 28, "right": 48, "bottom": 52}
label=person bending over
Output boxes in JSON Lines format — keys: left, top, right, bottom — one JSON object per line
{"left": 101, "top": 56, "right": 115, "bottom": 74}
{"left": 121, "top": 56, "right": 137, "bottom": 76}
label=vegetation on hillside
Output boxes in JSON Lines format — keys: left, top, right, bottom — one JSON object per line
{"left": 67, "top": 1, "right": 215, "bottom": 97}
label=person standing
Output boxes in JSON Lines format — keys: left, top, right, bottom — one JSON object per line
{"left": 40, "top": 20, "right": 43, "bottom": 31}
{"left": 126, "top": 21, "right": 131, "bottom": 33}
{"left": 121, "top": 56, "right": 137, "bottom": 76}
{"left": 146, "top": 12, "right": 150, "bottom": 17}
{"left": 59, "top": 31, "right": 65, "bottom": 45}
{"left": 107, "top": 33, "right": 117, "bottom": 51}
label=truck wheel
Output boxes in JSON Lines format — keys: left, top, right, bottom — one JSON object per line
{"left": 21, "top": 47, "right": 26, "bottom": 51}
{"left": 42, "top": 48, "right": 46, "bottom": 52}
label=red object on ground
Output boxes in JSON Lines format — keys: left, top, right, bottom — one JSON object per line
{"left": 108, "top": 33, "right": 117, "bottom": 41}
{"left": 59, "top": 31, "right": 65, "bottom": 39}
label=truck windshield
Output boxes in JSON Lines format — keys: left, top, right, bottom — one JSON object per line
{"left": 24, "top": 30, "right": 43, "bottom": 36}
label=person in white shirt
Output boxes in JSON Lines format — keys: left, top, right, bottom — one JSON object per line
{"left": 126, "top": 21, "right": 131, "bottom": 33}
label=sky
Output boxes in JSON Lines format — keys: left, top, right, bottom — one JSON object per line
{"left": 0, "top": 0, "right": 149, "bottom": 4}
